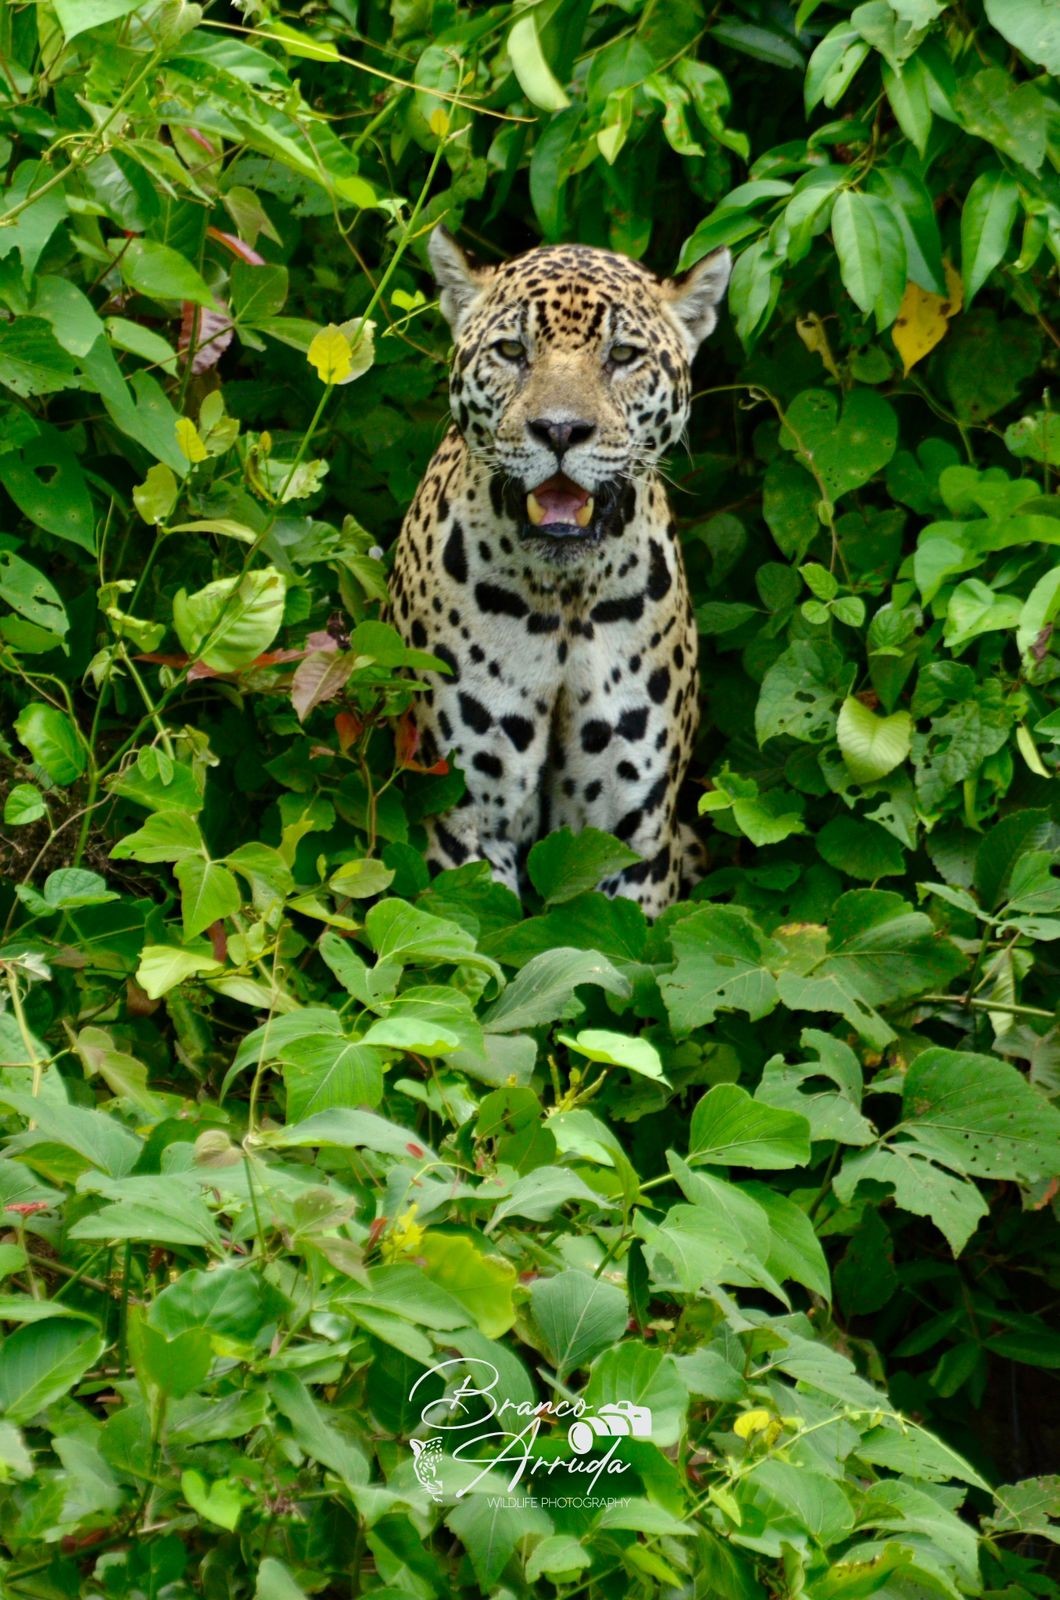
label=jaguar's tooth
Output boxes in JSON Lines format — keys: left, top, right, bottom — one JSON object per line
{"left": 574, "top": 497, "right": 595, "bottom": 528}
{"left": 526, "top": 491, "right": 546, "bottom": 526}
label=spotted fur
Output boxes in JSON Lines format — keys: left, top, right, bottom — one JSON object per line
{"left": 389, "top": 228, "right": 730, "bottom": 915}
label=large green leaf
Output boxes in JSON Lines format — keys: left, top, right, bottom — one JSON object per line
{"left": 481, "top": 947, "right": 629, "bottom": 1032}
{"left": 775, "top": 890, "right": 966, "bottom": 1047}
{"left": 659, "top": 906, "right": 781, "bottom": 1033}
{"left": 688, "top": 1084, "right": 810, "bottom": 1169}
{"left": 0, "top": 1319, "right": 104, "bottom": 1423}
{"left": 13, "top": 704, "right": 85, "bottom": 784}
{"left": 526, "top": 827, "right": 640, "bottom": 905}
{"left": 896, "top": 1048, "right": 1060, "bottom": 1181}
{"left": 527, "top": 1269, "right": 628, "bottom": 1379}
{"left": 173, "top": 567, "right": 287, "bottom": 672}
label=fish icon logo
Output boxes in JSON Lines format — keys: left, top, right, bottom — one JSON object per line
{"left": 410, "top": 1436, "right": 444, "bottom": 1501}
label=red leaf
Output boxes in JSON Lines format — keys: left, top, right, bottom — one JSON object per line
{"left": 334, "top": 711, "right": 363, "bottom": 751}
{"left": 5, "top": 1201, "right": 50, "bottom": 1216}
{"left": 395, "top": 712, "right": 448, "bottom": 775}
{"left": 291, "top": 650, "right": 357, "bottom": 721}
{"left": 206, "top": 920, "right": 228, "bottom": 962}
{"left": 406, "top": 1142, "right": 426, "bottom": 1158}
{"left": 206, "top": 226, "right": 265, "bottom": 266}
{"left": 179, "top": 300, "right": 233, "bottom": 374}
{"left": 180, "top": 128, "right": 217, "bottom": 155}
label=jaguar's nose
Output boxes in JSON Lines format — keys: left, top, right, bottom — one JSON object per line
{"left": 527, "top": 417, "right": 596, "bottom": 456}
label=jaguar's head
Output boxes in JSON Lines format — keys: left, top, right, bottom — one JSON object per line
{"left": 429, "top": 229, "right": 730, "bottom": 558}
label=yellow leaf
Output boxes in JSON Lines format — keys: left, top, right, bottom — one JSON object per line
{"left": 175, "top": 417, "right": 207, "bottom": 463}
{"left": 429, "top": 108, "right": 450, "bottom": 138}
{"left": 796, "top": 312, "right": 840, "bottom": 379}
{"left": 733, "top": 1407, "right": 773, "bottom": 1440}
{"left": 891, "top": 261, "right": 963, "bottom": 375}
{"left": 307, "top": 323, "right": 353, "bottom": 385}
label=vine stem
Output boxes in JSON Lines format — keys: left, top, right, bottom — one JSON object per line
{"left": 5, "top": 971, "right": 47, "bottom": 1098}
{"left": 919, "top": 994, "right": 1055, "bottom": 1020}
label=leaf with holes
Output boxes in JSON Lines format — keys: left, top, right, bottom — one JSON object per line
{"left": 897, "top": 1047, "right": 1060, "bottom": 1182}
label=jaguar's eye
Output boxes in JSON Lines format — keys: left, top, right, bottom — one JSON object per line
{"left": 609, "top": 343, "right": 641, "bottom": 366}
{"left": 493, "top": 338, "right": 526, "bottom": 361}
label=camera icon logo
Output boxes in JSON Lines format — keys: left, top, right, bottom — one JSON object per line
{"left": 567, "top": 1401, "right": 653, "bottom": 1456}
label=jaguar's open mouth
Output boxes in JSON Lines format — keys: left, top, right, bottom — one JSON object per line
{"left": 525, "top": 472, "right": 594, "bottom": 534}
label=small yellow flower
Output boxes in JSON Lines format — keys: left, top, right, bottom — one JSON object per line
{"left": 380, "top": 1204, "right": 426, "bottom": 1262}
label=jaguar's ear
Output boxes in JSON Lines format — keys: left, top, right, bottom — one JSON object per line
{"left": 429, "top": 225, "right": 492, "bottom": 336}
{"left": 662, "top": 248, "right": 732, "bottom": 359}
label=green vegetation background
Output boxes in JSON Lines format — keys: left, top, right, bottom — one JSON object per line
{"left": 1, "top": 0, "right": 1060, "bottom": 1596}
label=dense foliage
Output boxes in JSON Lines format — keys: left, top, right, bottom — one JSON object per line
{"left": 2, "top": 0, "right": 1060, "bottom": 1596}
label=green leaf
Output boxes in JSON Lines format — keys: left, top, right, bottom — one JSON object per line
{"left": 779, "top": 388, "right": 899, "bottom": 499}
{"left": 528, "top": 1268, "right": 627, "bottom": 1379}
{"left": 688, "top": 1084, "right": 810, "bottom": 1169}
{"left": 42, "top": 868, "right": 117, "bottom": 909}
{"left": 0, "top": 1318, "right": 104, "bottom": 1423}
{"left": 482, "top": 947, "right": 629, "bottom": 1032}
{"left": 174, "top": 858, "right": 242, "bottom": 939}
{"left": 817, "top": 815, "right": 905, "bottom": 879}
{"left": 108, "top": 748, "right": 205, "bottom": 814}
{"left": 745, "top": 1459, "right": 854, "bottom": 1544}
{"left": 181, "top": 1469, "right": 247, "bottom": 1531}
{"left": 33, "top": 276, "right": 104, "bottom": 358}
{"left": 172, "top": 567, "right": 287, "bottom": 671}
{"left": 111, "top": 811, "right": 204, "bottom": 864}
{"left": 0, "top": 549, "right": 68, "bottom": 639}
{"left": 837, "top": 696, "right": 912, "bottom": 783}
{"left": 3, "top": 783, "right": 45, "bottom": 825}
{"left": 256, "top": 1560, "right": 308, "bottom": 1600}
{"left": 282, "top": 1036, "right": 383, "bottom": 1119}
{"left": 488, "top": 1167, "right": 613, "bottom": 1228}
{"left": 135, "top": 944, "right": 224, "bottom": 998}
{"left": 133, "top": 463, "right": 178, "bottom": 525}
{"left": 365, "top": 899, "right": 503, "bottom": 983}
{"left": 832, "top": 190, "right": 883, "bottom": 316}
{"left": 835, "top": 1144, "right": 987, "bottom": 1255}
{"left": 328, "top": 858, "right": 394, "bottom": 899}
{"left": 121, "top": 239, "right": 217, "bottom": 310}
{"left": 0, "top": 319, "right": 79, "bottom": 399}
{"left": 557, "top": 1028, "right": 667, "bottom": 1082}
{"left": 417, "top": 1233, "right": 517, "bottom": 1338}
{"left": 897, "top": 1047, "right": 1060, "bottom": 1181}
{"left": 52, "top": 0, "right": 144, "bottom": 37}
{"left": 507, "top": 12, "right": 570, "bottom": 111}
{"left": 659, "top": 906, "right": 781, "bottom": 1034}
{"left": 757, "top": 1029, "right": 875, "bottom": 1146}
{"left": 71, "top": 1175, "right": 223, "bottom": 1250}
{"left": 961, "top": 169, "right": 1020, "bottom": 305}
{"left": 0, "top": 435, "right": 96, "bottom": 553}
{"left": 263, "top": 1107, "right": 439, "bottom": 1163}
{"left": 775, "top": 890, "right": 966, "bottom": 1048}
{"left": 14, "top": 703, "right": 85, "bottom": 784}
{"left": 584, "top": 1341, "right": 689, "bottom": 1448}
{"left": 231, "top": 262, "right": 289, "bottom": 322}
{"left": 986, "top": 1476, "right": 1060, "bottom": 1543}
{"left": 743, "top": 1182, "right": 832, "bottom": 1300}
{"left": 526, "top": 827, "right": 641, "bottom": 905}
{"left": 270, "top": 1369, "right": 370, "bottom": 1486}
{"left": 855, "top": 1420, "right": 990, "bottom": 1489}
{"left": 984, "top": 0, "right": 1060, "bottom": 71}
{"left": 756, "top": 640, "right": 851, "bottom": 745}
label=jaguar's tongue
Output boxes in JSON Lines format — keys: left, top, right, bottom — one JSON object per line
{"left": 526, "top": 473, "right": 595, "bottom": 529}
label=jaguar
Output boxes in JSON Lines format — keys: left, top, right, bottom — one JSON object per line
{"left": 389, "top": 226, "right": 730, "bottom": 915}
